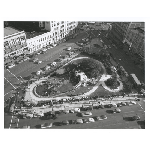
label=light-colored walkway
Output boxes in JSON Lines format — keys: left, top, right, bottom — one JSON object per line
{"left": 24, "top": 57, "right": 123, "bottom": 104}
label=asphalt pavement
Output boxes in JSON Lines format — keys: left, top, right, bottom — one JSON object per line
{"left": 4, "top": 31, "right": 88, "bottom": 99}
{"left": 5, "top": 101, "right": 144, "bottom": 129}
{"left": 4, "top": 29, "right": 145, "bottom": 129}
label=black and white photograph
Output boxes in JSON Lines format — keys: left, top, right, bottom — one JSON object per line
{"left": 4, "top": 21, "right": 145, "bottom": 129}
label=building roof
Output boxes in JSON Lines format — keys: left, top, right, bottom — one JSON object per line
{"left": 4, "top": 27, "right": 21, "bottom": 37}
{"left": 26, "top": 30, "right": 49, "bottom": 39}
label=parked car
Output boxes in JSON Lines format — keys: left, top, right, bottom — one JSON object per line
{"left": 37, "top": 60, "right": 42, "bottom": 64}
{"left": 76, "top": 119, "right": 83, "bottom": 124}
{"left": 82, "top": 118, "right": 89, "bottom": 123}
{"left": 121, "top": 102, "right": 126, "bottom": 106}
{"left": 130, "top": 101, "right": 136, "bottom": 105}
{"left": 69, "top": 109, "right": 75, "bottom": 113}
{"left": 66, "top": 47, "right": 71, "bottom": 51}
{"left": 117, "top": 103, "right": 122, "bottom": 107}
{"left": 8, "top": 64, "right": 15, "bottom": 69}
{"left": 125, "top": 102, "right": 130, "bottom": 106}
{"left": 62, "top": 120, "right": 69, "bottom": 125}
{"left": 63, "top": 110, "right": 69, "bottom": 114}
{"left": 132, "top": 115, "right": 140, "bottom": 121}
{"left": 94, "top": 116, "right": 102, "bottom": 121}
{"left": 74, "top": 108, "right": 80, "bottom": 113}
{"left": 42, "top": 49, "right": 47, "bottom": 52}
{"left": 100, "top": 105, "right": 105, "bottom": 109}
{"left": 69, "top": 120, "right": 76, "bottom": 124}
{"left": 81, "top": 111, "right": 92, "bottom": 117}
{"left": 21, "top": 125, "right": 30, "bottom": 129}
{"left": 112, "top": 103, "right": 117, "bottom": 108}
{"left": 99, "top": 115, "right": 107, "bottom": 120}
{"left": 33, "top": 58, "right": 38, "bottom": 62}
{"left": 113, "top": 108, "right": 121, "bottom": 113}
{"left": 41, "top": 123, "right": 53, "bottom": 128}
{"left": 107, "top": 104, "right": 113, "bottom": 108}
{"left": 26, "top": 113, "right": 34, "bottom": 119}
{"left": 88, "top": 118, "right": 95, "bottom": 123}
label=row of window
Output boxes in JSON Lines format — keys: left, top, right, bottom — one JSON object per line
{"left": 4, "top": 36, "right": 26, "bottom": 47}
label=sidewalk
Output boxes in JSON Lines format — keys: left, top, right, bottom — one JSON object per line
{"left": 31, "top": 96, "right": 142, "bottom": 114}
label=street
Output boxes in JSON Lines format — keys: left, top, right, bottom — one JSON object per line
{"left": 4, "top": 101, "right": 145, "bottom": 129}
{"left": 4, "top": 27, "right": 145, "bottom": 129}
{"left": 4, "top": 31, "right": 88, "bottom": 100}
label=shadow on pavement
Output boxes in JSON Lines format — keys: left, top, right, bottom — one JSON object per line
{"left": 123, "top": 117, "right": 134, "bottom": 121}
{"left": 35, "top": 124, "right": 41, "bottom": 129}
{"left": 106, "top": 110, "right": 113, "bottom": 114}
{"left": 137, "top": 121, "right": 145, "bottom": 129}
{"left": 76, "top": 113, "right": 82, "bottom": 117}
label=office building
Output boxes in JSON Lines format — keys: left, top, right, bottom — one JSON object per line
{"left": 4, "top": 27, "right": 27, "bottom": 60}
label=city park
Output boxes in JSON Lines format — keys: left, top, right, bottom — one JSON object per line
{"left": 5, "top": 37, "right": 144, "bottom": 119}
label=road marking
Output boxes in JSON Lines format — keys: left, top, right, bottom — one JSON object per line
{"left": 4, "top": 77, "right": 16, "bottom": 89}
{"left": 123, "top": 110, "right": 143, "bottom": 114}
{"left": 7, "top": 69, "right": 21, "bottom": 81}
{"left": 4, "top": 90, "right": 14, "bottom": 96}
{"left": 137, "top": 103, "right": 144, "bottom": 110}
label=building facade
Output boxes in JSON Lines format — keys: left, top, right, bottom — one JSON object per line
{"left": 107, "top": 22, "right": 131, "bottom": 48}
{"left": 123, "top": 22, "right": 145, "bottom": 58}
{"left": 4, "top": 21, "right": 78, "bottom": 58}
{"left": 27, "top": 21, "right": 78, "bottom": 53}
{"left": 4, "top": 27, "right": 27, "bottom": 60}
{"left": 124, "top": 28, "right": 145, "bottom": 57}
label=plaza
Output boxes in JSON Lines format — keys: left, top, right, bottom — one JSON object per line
{"left": 4, "top": 21, "right": 145, "bottom": 129}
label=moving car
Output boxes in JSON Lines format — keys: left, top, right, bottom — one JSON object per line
{"left": 76, "top": 119, "right": 83, "bottom": 124}
{"left": 88, "top": 118, "right": 95, "bottom": 123}
{"left": 41, "top": 123, "right": 53, "bottom": 128}
{"left": 81, "top": 111, "right": 92, "bottom": 117}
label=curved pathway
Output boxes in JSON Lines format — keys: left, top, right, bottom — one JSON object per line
{"left": 24, "top": 57, "right": 123, "bottom": 104}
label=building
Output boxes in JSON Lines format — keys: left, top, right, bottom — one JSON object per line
{"left": 4, "top": 21, "right": 78, "bottom": 58}
{"left": 26, "top": 32, "right": 54, "bottom": 53}
{"left": 40, "top": 21, "right": 78, "bottom": 39}
{"left": 26, "top": 21, "right": 78, "bottom": 53}
{"left": 123, "top": 25, "right": 145, "bottom": 58}
{"left": 4, "top": 27, "right": 27, "bottom": 60}
{"left": 108, "top": 22, "right": 145, "bottom": 50}
{"left": 107, "top": 22, "right": 131, "bottom": 48}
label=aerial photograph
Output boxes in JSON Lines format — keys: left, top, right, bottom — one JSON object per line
{"left": 4, "top": 21, "right": 145, "bottom": 129}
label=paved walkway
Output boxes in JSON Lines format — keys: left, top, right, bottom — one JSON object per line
{"left": 31, "top": 96, "right": 141, "bottom": 114}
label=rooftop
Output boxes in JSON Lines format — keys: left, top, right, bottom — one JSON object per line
{"left": 25, "top": 30, "right": 49, "bottom": 39}
{"left": 4, "top": 27, "right": 22, "bottom": 37}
